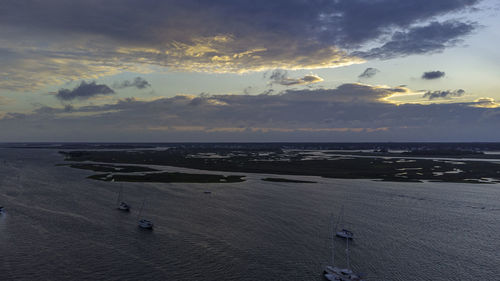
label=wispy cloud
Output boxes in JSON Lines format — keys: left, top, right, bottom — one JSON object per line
{"left": 269, "top": 70, "right": 324, "bottom": 86}
{"left": 352, "top": 21, "right": 476, "bottom": 59}
{"left": 358, "top": 68, "right": 380, "bottom": 79}
{"left": 422, "top": 89, "right": 464, "bottom": 100}
{"left": 113, "top": 77, "right": 151, "bottom": 89}
{"left": 471, "top": 97, "right": 500, "bottom": 108}
{"left": 0, "top": 96, "right": 14, "bottom": 105}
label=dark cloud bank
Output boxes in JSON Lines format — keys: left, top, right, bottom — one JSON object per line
{"left": 0, "top": 0, "right": 482, "bottom": 90}
{"left": 2, "top": 84, "right": 499, "bottom": 142}
{"left": 1, "top": 0, "right": 479, "bottom": 47}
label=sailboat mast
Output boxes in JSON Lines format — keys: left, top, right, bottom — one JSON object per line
{"left": 116, "top": 184, "right": 123, "bottom": 205}
{"left": 331, "top": 215, "right": 335, "bottom": 265}
{"left": 138, "top": 199, "right": 145, "bottom": 220}
{"left": 336, "top": 205, "right": 344, "bottom": 231}
{"left": 346, "top": 234, "right": 351, "bottom": 270}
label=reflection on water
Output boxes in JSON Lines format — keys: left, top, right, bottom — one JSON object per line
{"left": 0, "top": 148, "right": 499, "bottom": 280}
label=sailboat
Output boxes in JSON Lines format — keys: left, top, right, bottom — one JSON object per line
{"left": 336, "top": 229, "right": 354, "bottom": 240}
{"left": 137, "top": 199, "right": 153, "bottom": 229}
{"left": 336, "top": 206, "right": 354, "bottom": 240}
{"left": 323, "top": 216, "right": 363, "bottom": 281}
{"left": 115, "top": 180, "right": 130, "bottom": 212}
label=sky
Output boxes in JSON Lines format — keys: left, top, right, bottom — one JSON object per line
{"left": 1, "top": 0, "right": 499, "bottom": 142}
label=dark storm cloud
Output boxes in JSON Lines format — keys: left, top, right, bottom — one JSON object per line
{"left": 0, "top": 0, "right": 478, "bottom": 46}
{"left": 0, "top": 0, "right": 482, "bottom": 90}
{"left": 358, "top": 68, "right": 380, "bottom": 79}
{"left": 2, "top": 84, "right": 499, "bottom": 141}
{"left": 422, "top": 71, "right": 446, "bottom": 80}
{"left": 423, "top": 89, "right": 465, "bottom": 100}
{"left": 113, "top": 77, "right": 151, "bottom": 89}
{"left": 353, "top": 21, "right": 476, "bottom": 59}
{"left": 269, "top": 70, "right": 323, "bottom": 86}
{"left": 55, "top": 81, "right": 115, "bottom": 101}
{"left": 320, "top": 0, "right": 480, "bottom": 46}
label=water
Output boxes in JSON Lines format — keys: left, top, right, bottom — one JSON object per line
{"left": 0, "top": 148, "right": 499, "bottom": 280}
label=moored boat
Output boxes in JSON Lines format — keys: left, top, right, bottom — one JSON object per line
{"left": 335, "top": 206, "right": 354, "bottom": 240}
{"left": 116, "top": 183, "right": 130, "bottom": 211}
{"left": 138, "top": 219, "right": 154, "bottom": 229}
{"left": 137, "top": 199, "right": 153, "bottom": 230}
{"left": 118, "top": 201, "right": 130, "bottom": 211}
{"left": 323, "top": 215, "right": 363, "bottom": 280}
{"left": 336, "top": 228, "right": 354, "bottom": 240}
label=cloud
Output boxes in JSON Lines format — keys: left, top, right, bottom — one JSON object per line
{"left": 352, "top": 21, "right": 476, "bottom": 59}
{"left": 269, "top": 70, "right": 323, "bottom": 86}
{"left": 358, "top": 68, "right": 380, "bottom": 79}
{"left": 243, "top": 86, "right": 253, "bottom": 95}
{"left": 113, "top": 77, "right": 151, "bottom": 89}
{"left": 422, "top": 89, "right": 465, "bottom": 100}
{"left": 422, "top": 71, "right": 446, "bottom": 80}
{"left": 0, "top": 46, "right": 133, "bottom": 92}
{"left": 0, "top": 96, "right": 14, "bottom": 105}
{"left": 0, "top": 0, "right": 482, "bottom": 91}
{"left": 55, "top": 81, "right": 115, "bottom": 101}
{"left": 471, "top": 97, "right": 500, "bottom": 108}
{"left": 2, "top": 83, "right": 500, "bottom": 141}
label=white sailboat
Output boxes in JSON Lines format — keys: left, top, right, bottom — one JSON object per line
{"left": 323, "top": 216, "right": 363, "bottom": 281}
{"left": 137, "top": 199, "right": 153, "bottom": 230}
{"left": 336, "top": 206, "right": 354, "bottom": 240}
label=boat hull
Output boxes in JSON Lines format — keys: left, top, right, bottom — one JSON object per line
{"left": 323, "top": 266, "right": 362, "bottom": 281}
{"left": 336, "top": 229, "right": 353, "bottom": 239}
{"left": 118, "top": 202, "right": 130, "bottom": 211}
{"left": 138, "top": 219, "right": 154, "bottom": 229}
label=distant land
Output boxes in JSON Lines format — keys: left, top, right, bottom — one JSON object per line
{"left": 4, "top": 142, "right": 500, "bottom": 151}
{"left": 25, "top": 142, "right": 500, "bottom": 184}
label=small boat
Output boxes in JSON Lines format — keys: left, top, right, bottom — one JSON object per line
{"left": 204, "top": 191, "right": 212, "bottom": 194}
{"left": 0, "top": 206, "right": 4, "bottom": 214}
{"left": 324, "top": 266, "right": 362, "bottom": 281}
{"left": 336, "top": 229, "right": 354, "bottom": 240}
{"left": 116, "top": 183, "right": 130, "bottom": 212}
{"left": 323, "top": 215, "right": 363, "bottom": 281}
{"left": 118, "top": 201, "right": 130, "bottom": 211}
{"left": 137, "top": 199, "right": 153, "bottom": 230}
{"left": 138, "top": 219, "right": 154, "bottom": 229}
{"left": 335, "top": 206, "right": 354, "bottom": 240}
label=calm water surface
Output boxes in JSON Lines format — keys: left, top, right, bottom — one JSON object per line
{"left": 0, "top": 149, "right": 499, "bottom": 280}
